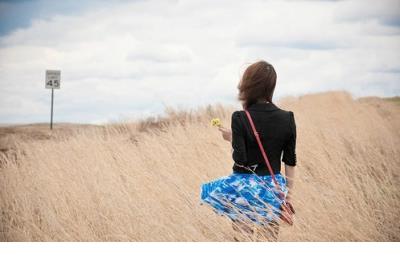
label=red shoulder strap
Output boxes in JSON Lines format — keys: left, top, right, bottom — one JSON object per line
{"left": 244, "top": 110, "right": 279, "bottom": 187}
{"left": 244, "top": 109, "right": 294, "bottom": 225}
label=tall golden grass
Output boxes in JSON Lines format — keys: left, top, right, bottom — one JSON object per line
{"left": 0, "top": 91, "right": 399, "bottom": 241}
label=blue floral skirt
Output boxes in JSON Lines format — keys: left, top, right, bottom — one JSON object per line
{"left": 200, "top": 172, "right": 288, "bottom": 225}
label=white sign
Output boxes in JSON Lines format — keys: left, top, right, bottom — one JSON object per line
{"left": 45, "top": 70, "right": 61, "bottom": 89}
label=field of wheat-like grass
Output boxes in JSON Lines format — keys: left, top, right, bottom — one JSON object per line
{"left": 0, "top": 91, "right": 399, "bottom": 241}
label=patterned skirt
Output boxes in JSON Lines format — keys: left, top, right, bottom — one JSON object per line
{"left": 200, "top": 172, "right": 288, "bottom": 225}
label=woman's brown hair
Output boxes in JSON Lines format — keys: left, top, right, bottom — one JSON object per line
{"left": 238, "top": 60, "right": 277, "bottom": 109}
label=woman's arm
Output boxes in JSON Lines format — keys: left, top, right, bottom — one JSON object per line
{"left": 231, "top": 111, "right": 247, "bottom": 166}
{"left": 284, "top": 164, "right": 295, "bottom": 201}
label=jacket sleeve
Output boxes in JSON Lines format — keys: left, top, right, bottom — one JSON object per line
{"left": 231, "top": 111, "right": 247, "bottom": 166}
{"left": 282, "top": 111, "right": 297, "bottom": 166}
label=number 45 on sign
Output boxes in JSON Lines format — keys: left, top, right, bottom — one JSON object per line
{"left": 45, "top": 70, "right": 61, "bottom": 89}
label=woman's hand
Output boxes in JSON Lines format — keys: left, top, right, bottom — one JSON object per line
{"left": 284, "top": 194, "right": 295, "bottom": 214}
{"left": 285, "top": 200, "right": 296, "bottom": 215}
{"left": 218, "top": 127, "right": 232, "bottom": 142}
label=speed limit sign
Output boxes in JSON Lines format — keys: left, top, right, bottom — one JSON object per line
{"left": 45, "top": 70, "right": 61, "bottom": 89}
{"left": 45, "top": 69, "right": 61, "bottom": 130}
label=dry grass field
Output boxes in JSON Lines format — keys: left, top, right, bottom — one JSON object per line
{"left": 0, "top": 91, "right": 399, "bottom": 241}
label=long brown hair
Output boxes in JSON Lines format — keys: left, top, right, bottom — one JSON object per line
{"left": 238, "top": 60, "right": 277, "bottom": 109}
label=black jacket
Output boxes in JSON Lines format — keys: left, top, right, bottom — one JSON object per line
{"left": 231, "top": 101, "right": 297, "bottom": 175}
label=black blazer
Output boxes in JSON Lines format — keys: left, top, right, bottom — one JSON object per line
{"left": 231, "top": 101, "right": 297, "bottom": 175}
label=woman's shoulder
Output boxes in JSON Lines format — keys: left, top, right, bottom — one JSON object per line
{"left": 278, "top": 109, "right": 296, "bottom": 129}
{"left": 276, "top": 106, "right": 295, "bottom": 119}
{"left": 232, "top": 110, "right": 243, "bottom": 117}
{"left": 272, "top": 107, "right": 295, "bottom": 129}
{"left": 231, "top": 110, "right": 246, "bottom": 120}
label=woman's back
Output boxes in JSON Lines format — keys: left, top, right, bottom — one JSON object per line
{"left": 231, "top": 101, "right": 296, "bottom": 175}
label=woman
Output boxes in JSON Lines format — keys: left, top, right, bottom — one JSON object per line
{"left": 200, "top": 60, "right": 297, "bottom": 240}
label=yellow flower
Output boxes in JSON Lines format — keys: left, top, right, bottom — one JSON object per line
{"left": 211, "top": 118, "right": 221, "bottom": 127}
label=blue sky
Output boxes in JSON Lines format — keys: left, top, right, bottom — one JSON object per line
{"left": 0, "top": 0, "right": 399, "bottom": 124}
{"left": 0, "top": 1, "right": 139, "bottom": 35}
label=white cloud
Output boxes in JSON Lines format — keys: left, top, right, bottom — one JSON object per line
{"left": 0, "top": 0, "right": 399, "bottom": 124}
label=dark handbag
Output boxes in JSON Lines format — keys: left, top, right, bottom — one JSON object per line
{"left": 243, "top": 109, "right": 295, "bottom": 225}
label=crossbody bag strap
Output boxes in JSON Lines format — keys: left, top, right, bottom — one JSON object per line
{"left": 244, "top": 109, "right": 294, "bottom": 225}
{"left": 243, "top": 110, "right": 279, "bottom": 187}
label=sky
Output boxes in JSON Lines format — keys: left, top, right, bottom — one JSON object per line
{"left": 0, "top": 0, "right": 399, "bottom": 124}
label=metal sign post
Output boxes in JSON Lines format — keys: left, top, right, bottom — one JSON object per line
{"left": 45, "top": 70, "right": 61, "bottom": 130}
{"left": 50, "top": 88, "right": 54, "bottom": 129}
